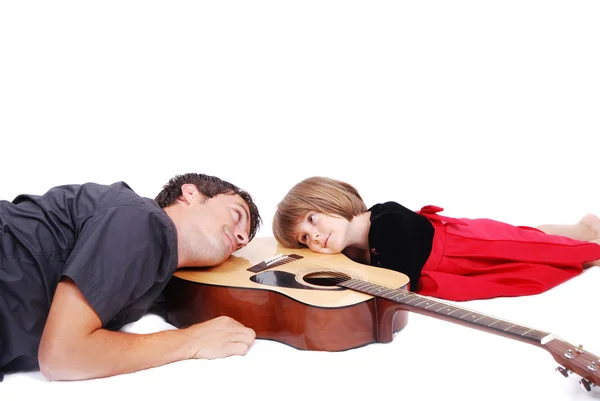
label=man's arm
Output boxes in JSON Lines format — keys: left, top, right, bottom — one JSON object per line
{"left": 38, "top": 277, "right": 255, "bottom": 381}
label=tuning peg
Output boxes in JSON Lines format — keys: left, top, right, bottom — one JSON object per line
{"left": 556, "top": 366, "right": 572, "bottom": 378}
{"left": 580, "top": 378, "right": 595, "bottom": 392}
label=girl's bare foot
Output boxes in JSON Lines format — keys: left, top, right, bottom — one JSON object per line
{"left": 540, "top": 214, "right": 600, "bottom": 268}
{"left": 537, "top": 213, "right": 600, "bottom": 242}
{"left": 579, "top": 213, "right": 600, "bottom": 242}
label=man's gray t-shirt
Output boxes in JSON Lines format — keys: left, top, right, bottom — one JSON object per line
{"left": 0, "top": 181, "right": 178, "bottom": 376}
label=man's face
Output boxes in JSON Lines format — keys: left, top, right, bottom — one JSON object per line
{"left": 178, "top": 185, "right": 252, "bottom": 267}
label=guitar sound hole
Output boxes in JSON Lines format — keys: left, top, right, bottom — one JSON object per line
{"left": 303, "top": 271, "right": 351, "bottom": 287}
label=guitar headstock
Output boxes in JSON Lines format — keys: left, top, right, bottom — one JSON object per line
{"left": 544, "top": 337, "right": 600, "bottom": 392}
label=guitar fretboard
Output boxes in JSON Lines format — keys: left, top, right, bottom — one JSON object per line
{"left": 339, "top": 278, "right": 550, "bottom": 343}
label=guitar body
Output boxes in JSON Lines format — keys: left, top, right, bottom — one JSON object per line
{"left": 165, "top": 237, "right": 411, "bottom": 351}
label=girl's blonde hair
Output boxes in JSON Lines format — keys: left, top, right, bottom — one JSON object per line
{"left": 272, "top": 176, "right": 368, "bottom": 248}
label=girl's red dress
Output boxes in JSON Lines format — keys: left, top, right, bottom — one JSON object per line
{"left": 416, "top": 205, "right": 600, "bottom": 301}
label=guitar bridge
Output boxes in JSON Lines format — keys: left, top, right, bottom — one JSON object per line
{"left": 247, "top": 253, "right": 303, "bottom": 272}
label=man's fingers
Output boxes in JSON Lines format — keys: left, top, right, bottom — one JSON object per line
{"left": 225, "top": 341, "right": 251, "bottom": 357}
{"left": 237, "top": 327, "right": 256, "bottom": 340}
{"left": 188, "top": 317, "right": 256, "bottom": 360}
{"left": 225, "top": 329, "right": 255, "bottom": 346}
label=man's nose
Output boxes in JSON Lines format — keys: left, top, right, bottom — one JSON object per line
{"left": 234, "top": 229, "right": 249, "bottom": 249}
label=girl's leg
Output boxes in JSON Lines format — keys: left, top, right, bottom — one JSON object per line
{"left": 537, "top": 214, "right": 600, "bottom": 267}
{"left": 536, "top": 213, "right": 600, "bottom": 242}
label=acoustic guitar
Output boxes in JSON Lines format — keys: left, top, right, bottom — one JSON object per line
{"left": 164, "top": 237, "right": 599, "bottom": 392}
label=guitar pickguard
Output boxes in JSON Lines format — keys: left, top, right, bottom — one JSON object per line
{"left": 250, "top": 270, "right": 344, "bottom": 291}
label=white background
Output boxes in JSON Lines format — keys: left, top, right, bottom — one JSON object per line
{"left": 1, "top": 1, "right": 599, "bottom": 400}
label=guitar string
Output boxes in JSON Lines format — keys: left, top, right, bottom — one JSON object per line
{"left": 287, "top": 257, "right": 552, "bottom": 341}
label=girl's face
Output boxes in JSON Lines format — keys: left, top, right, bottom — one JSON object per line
{"left": 293, "top": 212, "right": 350, "bottom": 254}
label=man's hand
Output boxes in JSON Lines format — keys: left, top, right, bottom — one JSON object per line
{"left": 182, "top": 316, "right": 256, "bottom": 360}
{"left": 38, "top": 277, "right": 255, "bottom": 381}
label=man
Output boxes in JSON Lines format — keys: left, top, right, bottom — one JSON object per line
{"left": 0, "top": 173, "right": 261, "bottom": 381}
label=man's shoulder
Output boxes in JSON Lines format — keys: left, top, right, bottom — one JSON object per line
{"left": 10, "top": 181, "right": 138, "bottom": 206}
{"left": 84, "top": 182, "right": 171, "bottom": 227}
{"left": 6, "top": 180, "right": 165, "bottom": 227}
{"left": 77, "top": 181, "right": 138, "bottom": 204}
{"left": 69, "top": 181, "right": 155, "bottom": 212}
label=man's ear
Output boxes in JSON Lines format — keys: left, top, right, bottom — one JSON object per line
{"left": 179, "top": 183, "right": 199, "bottom": 205}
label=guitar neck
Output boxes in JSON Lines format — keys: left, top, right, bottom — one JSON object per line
{"left": 339, "top": 278, "right": 550, "bottom": 346}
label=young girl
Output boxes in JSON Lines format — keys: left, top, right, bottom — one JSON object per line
{"left": 272, "top": 176, "right": 600, "bottom": 302}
